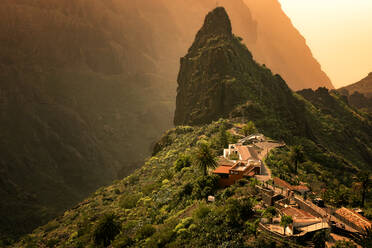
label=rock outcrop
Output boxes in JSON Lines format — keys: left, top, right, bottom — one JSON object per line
{"left": 174, "top": 7, "right": 372, "bottom": 172}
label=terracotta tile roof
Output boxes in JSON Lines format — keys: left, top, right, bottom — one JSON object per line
{"left": 231, "top": 161, "right": 248, "bottom": 172}
{"left": 213, "top": 166, "right": 231, "bottom": 174}
{"left": 292, "top": 185, "right": 310, "bottom": 192}
{"left": 217, "top": 157, "right": 235, "bottom": 166}
{"left": 246, "top": 171, "right": 256, "bottom": 177}
{"left": 335, "top": 207, "right": 372, "bottom": 230}
{"left": 281, "top": 207, "right": 316, "bottom": 219}
{"left": 236, "top": 145, "right": 258, "bottom": 161}
{"left": 273, "top": 177, "right": 293, "bottom": 190}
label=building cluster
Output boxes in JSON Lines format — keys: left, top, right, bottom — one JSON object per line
{"left": 258, "top": 177, "right": 371, "bottom": 240}
{"left": 212, "top": 134, "right": 266, "bottom": 187}
{"left": 210, "top": 132, "right": 371, "bottom": 243}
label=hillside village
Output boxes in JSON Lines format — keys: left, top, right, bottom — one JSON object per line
{"left": 211, "top": 129, "right": 371, "bottom": 247}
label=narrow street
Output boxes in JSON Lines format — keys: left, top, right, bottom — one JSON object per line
{"left": 255, "top": 141, "right": 285, "bottom": 182}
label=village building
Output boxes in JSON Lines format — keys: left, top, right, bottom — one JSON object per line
{"left": 273, "top": 177, "right": 310, "bottom": 196}
{"left": 280, "top": 207, "right": 328, "bottom": 235}
{"left": 238, "top": 133, "right": 265, "bottom": 144}
{"left": 334, "top": 207, "right": 372, "bottom": 233}
{"left": 214, "top": 139, "right": 265, "bottom": 187}
{"left": 223, "top": 144, "right": 260, "bottom": 163}
{"left": 213, "top": 160, "right": 261, "bottom": 187}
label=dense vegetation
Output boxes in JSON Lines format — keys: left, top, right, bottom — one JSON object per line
{"left": 13, "top": 121, "right": 298, "bottom": 248}
{"left": 0, "top": 0, "right": 337, "bottom": 241}
{"left": 3, "top": 4, "right": 371, "bottom": 247}
{"left": 0, "top": 0, "right": 176, "bottom": 241}
{"left": 13, "top": 116, "right": 371, "bottom": 247}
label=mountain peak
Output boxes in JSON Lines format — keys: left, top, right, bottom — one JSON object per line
{"left": 202, "top": 7, "right": 232, "bottom": 36}
{"left": 192, "top": 7, "right": 232, "bottom": 46}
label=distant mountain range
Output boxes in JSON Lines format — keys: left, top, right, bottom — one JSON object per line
{"left": 0, "top": 0, "right": 335, "bottom": 241}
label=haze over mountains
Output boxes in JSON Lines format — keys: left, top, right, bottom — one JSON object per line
{"left": 13, "top": 7, "right": 371, "bottom": 248}
{"left": 0, "top": 0, "right": 335, "bottom": 241}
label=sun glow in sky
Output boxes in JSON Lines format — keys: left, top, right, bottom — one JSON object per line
{"left": 278, "top": 0, "right": 372, "bottom": 88}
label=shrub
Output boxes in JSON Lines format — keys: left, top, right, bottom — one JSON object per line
{"left": 119, "top": 194, "right": 140, "bottom": 209}
{"left": 225, "top": 198, "right": 254, "bottom": 227}
{"left": 193, "top": 205, "right": 211, "bottom": 220}
{"left": 174, "top": 154, "right": 192, "bottom": 172}
{"left": 112, "top": 236, "right": 133, "bottom": 248}
{"left": 93, "top": 214, "right": 121, "bottom": 247}
{"left": 192, "top": 175, "right": 219, "bottom": 200}
{"left": 241, "top": 121, "right": 258, "bottom": 136}
{"left": 136, "top": 224, "right": 156, "bottom": 240}
{"left": 238, "top": 179, "right": 249, "bottom": 187}
{"left": 45, "top": 239, "right": 59, "bottom": 248}
{"left": 178, "top": 183, "right": 193, "bottom": 199}
{"left": 148, "top": 227, "right": 175, "bottom": 247}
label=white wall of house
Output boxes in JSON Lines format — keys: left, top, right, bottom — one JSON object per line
{"left": 293, "top": 219, "right": 321, "bottom": 228}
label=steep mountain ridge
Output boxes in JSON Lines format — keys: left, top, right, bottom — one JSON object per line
{"left": 340, "top": 72, "right": 372, "bottom": 98}
{"left": 339, "top": 73, "right": 372, "bottom": 113}
{"left": 174, "top": 7, "right": 372, "bottom": 169}
{"left": 243, "top": 0, "right": 333, "bottom": 90}
{"left": 12, "top": 7, "right": 370, "bottom": 248}
{"left": 0, "top": 0, "right": 335, "bottom": 241}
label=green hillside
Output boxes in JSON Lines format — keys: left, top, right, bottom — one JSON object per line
{"left": 13, "top": 121, "right": 299, "bottom": 248}
{"left": 9, "top": 7, "right": 372, "bottom": 248}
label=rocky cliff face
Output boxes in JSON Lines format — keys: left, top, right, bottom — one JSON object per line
{"left": 165, "top": 0, "right": 333, "bottom": 90}
{"left": 0, "top": 0, "right": 335, "bottom": 241}
{"left": 174, "top": 7, "right": 372, "bottom": 171}
{"left": 243, "top": 0, "right": 333, "bottom": 90}
{"left": 174, "top": 7, "right": 305, "bottom": 132}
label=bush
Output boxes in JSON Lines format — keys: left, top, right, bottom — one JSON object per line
{"left": 112, "top": 236, "right": 133, "bottom": 248}
{"left": 93, "top": 214, "right": 121, "bottom": 247}
{"left": 119, "top": 194, "right": 140, "bottom": 209}
{"left": 174, "top": 154, "right": 192, "bottom": 172}
{"left": 45, "top": 239, "right": 59, "bottom": 248}
{"left": 178, "top": 183, "right": 193, "bottom": 199}
{"left": 241, "top": 121, "right": 258, "bottom": 136}
{"left": 192, "top": 175, "right": 219, "bottom": 200}
{"left": 225, "top": 198, "right": 254, "bottom": 227}
{"left": 238, "top": 179, "right": 249, "bottom": 187}
{"left": 193, "top": 205, "right": 211, "bottom": 220}
{"left": 136, "top": 224, "right": 156, "bottom": 240}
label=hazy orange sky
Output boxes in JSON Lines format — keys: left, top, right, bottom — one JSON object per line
{"left": 278, "top": 0, "right": 372, "bottom": 88}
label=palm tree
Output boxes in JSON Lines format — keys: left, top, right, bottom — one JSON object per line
{"left": 353, "top": 171, "right": 370, "bottom": 207}
{"left": 194, "top": 141, "right": 217, "bottom": 176}
{"left": 280, "top": 215, "right": 293, "bottom": 236}
{"left": 289, "top": 145, "right": 305, "bottom": 174}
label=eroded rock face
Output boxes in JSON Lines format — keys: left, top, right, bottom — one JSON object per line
{"left": 174, "top": 7, "right": 293, "bottom": 126}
